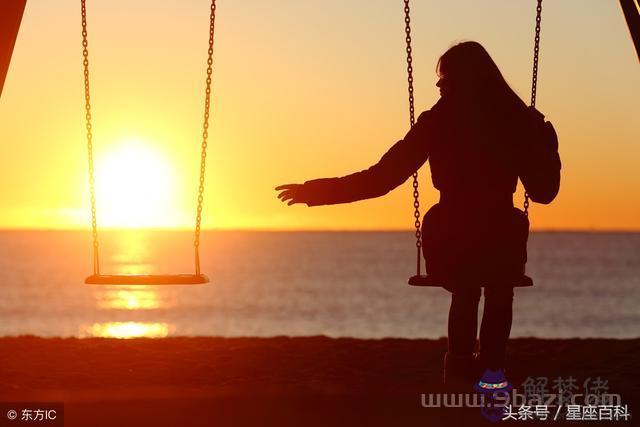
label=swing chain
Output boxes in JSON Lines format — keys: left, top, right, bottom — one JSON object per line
{"left": 524, "top": 0, "right": 543, "bottom": 217}
{"left": 530, "top": 0, "right": 542, "bottom": 109}
{"left": 194, "top": 0, "right": 217, "bottom": 275}
{"left": 81, "top": 0, "right": 99, "bottom": 275}
{"left": 403, "top": 0, "right": 422, "bottom": 275}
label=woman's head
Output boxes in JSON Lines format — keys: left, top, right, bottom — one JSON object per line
{"left": 436, "top": 41, "right": 526, "bottom": 111}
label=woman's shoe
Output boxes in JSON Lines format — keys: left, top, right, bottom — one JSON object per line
{"left": 474, "top": 367, "right": 513, "bottom": 393}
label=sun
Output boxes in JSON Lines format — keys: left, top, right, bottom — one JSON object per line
{"left": 94, "top": 139, "right": 181, "bottom": 228}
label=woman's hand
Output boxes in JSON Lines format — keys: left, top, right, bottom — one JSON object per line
{"left": 275, "top": 183, "right": 308, "bottom": 206}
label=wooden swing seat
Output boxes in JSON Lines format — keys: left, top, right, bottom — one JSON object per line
{"left": 408, "top": 274, "right": 533, "bottom": 287}
{"left": 85, "top": 274, "right": 209, "bottom": 285}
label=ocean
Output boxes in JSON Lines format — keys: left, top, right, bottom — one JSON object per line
{"left": 0, "top": 230, "right": 638, "bottom": 339}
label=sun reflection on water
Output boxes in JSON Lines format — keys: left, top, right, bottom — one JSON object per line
{"left": 87, "top": 231, "right": 180, "bottom": 337}
{"left": 94, "top": 230, "right": 172, "bottom": 310}
{"left": 111, "top": 230, "right": 153, "bottom": 275}
{"left": 97, "top": 287, "right": 162, "bottom": 310}
{"left": 84, "top": 322, "right": 171, "bottom": 338}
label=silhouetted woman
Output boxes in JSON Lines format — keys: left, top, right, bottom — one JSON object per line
{"left": 276, "top": 41, "right": 561, "bottom": 390}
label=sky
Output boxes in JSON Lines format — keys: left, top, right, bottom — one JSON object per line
{"left": 0, "top": 0, "right": 638, "bottom": 230}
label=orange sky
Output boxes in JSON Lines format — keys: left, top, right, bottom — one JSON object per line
{"left": 0, "top": 0, "right": 638, "bottom": 230}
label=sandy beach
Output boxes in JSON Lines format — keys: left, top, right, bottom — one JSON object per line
{"left": 0, "top": 337, "right": 637, "bottom": 426}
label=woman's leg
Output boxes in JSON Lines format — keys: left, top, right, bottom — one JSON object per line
{"left": 479, "top": 286, "right": 514, "bottom": 369}
{"left": 448, "top": 286, "right": 482, "bottom": 356}
{"left": 444, "top": 286, "right": 481, "bottom": 386}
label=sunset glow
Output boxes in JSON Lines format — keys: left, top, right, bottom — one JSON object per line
{"left": 0, "top": 2, "right": 638, "bottom": 425}
{"left": 0, "top": 1, "right": 638, "bottom": 230}
{"left": 94, "top": 140, "right": 179, "bottom": 228}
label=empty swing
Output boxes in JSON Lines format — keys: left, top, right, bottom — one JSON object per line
{"left": 81, "top": 0, "right": 218, "bottom": 285}
{"left": 406, "top": 0, "right": 544, "bottom": 288}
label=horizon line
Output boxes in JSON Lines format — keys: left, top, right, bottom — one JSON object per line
{"left": 0, "top": 227, "right": 638, "bottom": 233}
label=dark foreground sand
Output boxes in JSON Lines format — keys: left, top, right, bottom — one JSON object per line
{"left": 0, "top": 337, "right": 638, "bottom": 426}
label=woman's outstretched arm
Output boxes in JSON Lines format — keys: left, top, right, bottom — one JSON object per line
{"left": 276, "top": 105, "right": 441, "bottom": 207}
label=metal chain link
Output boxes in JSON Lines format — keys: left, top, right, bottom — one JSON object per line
{"left": 403, "top": 0, "right": 422, "bottom": 276}
{"left": 194, "top": 0, "right": 217, "bottom": 275}
{"left": 524, "top": 0, "right": 543, "bottom": 217}
{"left": 81, "top": 0, "right": 99, "bottom": 275}
{"left": 530, "top": 0, "right": 542, "bottom": 109}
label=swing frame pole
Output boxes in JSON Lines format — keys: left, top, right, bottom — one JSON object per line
{"left": 0, "top": 0, "right": 27, "bottom": 98}
{"left": 620, "top": 0, "right": 640, "bottom": 62}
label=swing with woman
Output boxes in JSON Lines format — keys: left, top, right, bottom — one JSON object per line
{"left": 276, "top": 0, "right": 561, "bottom": 390}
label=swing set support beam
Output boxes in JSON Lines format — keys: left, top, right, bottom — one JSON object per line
{"left": 620, "top": 0, "right": 640, "bottom": 62}
{"left": 0, "top": 0, "right": 27, "bottom": 98}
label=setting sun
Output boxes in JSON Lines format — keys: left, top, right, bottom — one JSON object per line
{"left": 94, "top": 139, "right": 182, "bottom": 228}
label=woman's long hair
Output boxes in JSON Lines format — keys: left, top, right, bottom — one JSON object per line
{"left": 437, "top": 41, "right": 527, "bottom": 115}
